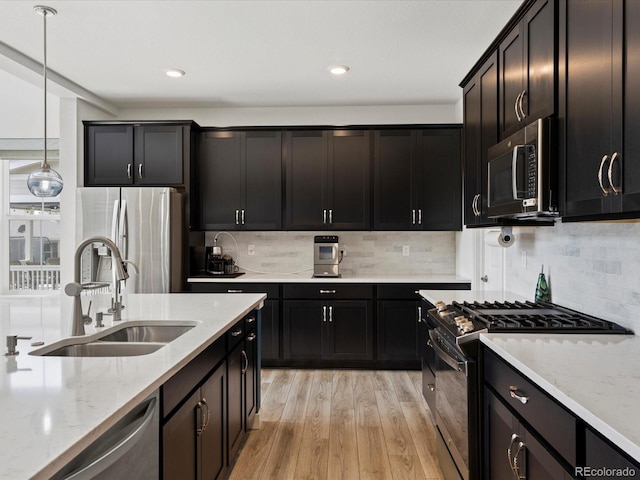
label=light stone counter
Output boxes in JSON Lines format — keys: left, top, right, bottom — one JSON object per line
{"left": 417, "top": 289, "right": 639, "bottom": 463}
{"left": 0, "top": 292, "right": 265, "bottom": 480}
{"left": 481, "top": 333, "right": 640, "bottom": 463}
{"left": 189, "top": 272, "right": 471, "bottom": 284}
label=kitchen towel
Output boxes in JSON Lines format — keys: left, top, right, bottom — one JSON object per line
{"left": 535, "top": 265, "right": 550, "bottom": 301}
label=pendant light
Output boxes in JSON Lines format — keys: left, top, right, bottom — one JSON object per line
{"left": 27, "top": 5, "right": 63, "bottom": 198}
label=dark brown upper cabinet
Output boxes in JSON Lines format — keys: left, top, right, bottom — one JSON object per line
{"left": 373, "top": 128, "right": 462, "bottom": 231}
{"left": 195, "top": 130, "right": 282, "bottom": 230}
{"left": 84, "top": 122, "right": 189, "bottom": 186}
{"left": 462, "top": 52, "right": 500, "bottom": 227}
{"left": 499, "top": 0, "right": 556, "bottom": 139}
{"left": 284, "top": 130, "right": 371, "bottom": 230}
{"left": 561, "top": 0, "right": 640, "bottom": 219}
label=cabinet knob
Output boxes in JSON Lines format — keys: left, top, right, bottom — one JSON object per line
{"left": 426, "top": 383, "right": 435, "bottom": 392}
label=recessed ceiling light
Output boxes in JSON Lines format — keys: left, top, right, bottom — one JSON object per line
{"left": 329, "top": 65, "right": 350, "bottom": 75}
{"left": 165, "top": 68, "right": 186, "bottom": 78}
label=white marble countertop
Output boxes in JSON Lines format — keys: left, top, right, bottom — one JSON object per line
{"left": 188, "top": 272, "right": 471, "bottom": 284}
{"left": 0, "top": 292, "right": 266, "bottom": 480}
{"left": 419, "top": 289, "right": 529, "bottom": 305}
{"left": 481, "top": 333, "right": 640, "bottom": 463}
{"left": 417, "top": 288, "right": 640, "bottom": 462}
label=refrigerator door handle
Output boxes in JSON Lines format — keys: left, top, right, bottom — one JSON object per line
{"left": 111, "top": 199, "right": 120, "bottom": 243}
{"left": 119, "top": 199, "right": 128, "bottom": 261}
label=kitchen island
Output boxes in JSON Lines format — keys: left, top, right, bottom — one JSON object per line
{"left": 0, "top": 292, "right": 265, "bottom": 480}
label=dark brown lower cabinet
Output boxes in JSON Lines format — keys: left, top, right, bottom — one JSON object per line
{"left": 376, "top": 300, "right": 420, "bottom": 365}
{"left": 282, "top": 300, "right": 373, "bottom": 362}
{"left": 162, "top": 310, "right": 260, "bottom": 479}
{"left": 484, "top": 387, "right": 572, "bottom": 480}
{"left": 163, "top": 361, "right": 226, "bottom": 480}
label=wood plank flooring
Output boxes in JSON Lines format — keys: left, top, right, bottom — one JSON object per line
{"left": 229, "top": 369, "right": 443, "bottom": 480}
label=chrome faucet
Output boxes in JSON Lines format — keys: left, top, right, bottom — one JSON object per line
{"left": 65, "top": 236, "right": 129, "bottom": 336}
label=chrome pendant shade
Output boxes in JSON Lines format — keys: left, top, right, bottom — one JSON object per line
{"left": 27, "top": 5, "right": 63, "bottom": 198}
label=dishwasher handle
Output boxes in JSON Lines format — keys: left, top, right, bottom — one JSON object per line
{"left": 63, "top": 396, "right": 157, "bottom": 480}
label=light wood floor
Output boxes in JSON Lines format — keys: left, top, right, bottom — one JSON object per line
{"left": 228, "top": 369, "right": 444, "bottom": 480}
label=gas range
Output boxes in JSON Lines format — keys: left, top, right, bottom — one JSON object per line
{"left": 430, "top": 299, "right": 631, "bottom": 347}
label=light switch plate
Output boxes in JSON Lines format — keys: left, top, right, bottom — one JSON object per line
{"left": 402, "top": 245, "right": 410, "bottom": 256}
{"left": 248, "top": 244, "right": 255, "bottom": 256}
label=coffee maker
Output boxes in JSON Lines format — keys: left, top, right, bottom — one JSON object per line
{"left": 313, "top": 235, "right": 341, "bottom": 277}
{"left": 206, "top": 245, "right": 225, "bottom": 275}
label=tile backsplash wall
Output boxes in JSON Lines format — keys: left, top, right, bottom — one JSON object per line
{"left": 204, "top": 231, "right": 457, "bottom": 276}
{"left": 503, "top": 221, "right": 640, "bottom": 331}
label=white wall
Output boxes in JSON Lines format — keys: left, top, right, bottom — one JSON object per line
{"left": 0, "top": 69, "right": 59, "bottom": 138}
{"left": 502, "top": 221, "right": 640, "bottom": 332}
{"left": 114, "top": 104, "right": 461, "bottom": 127}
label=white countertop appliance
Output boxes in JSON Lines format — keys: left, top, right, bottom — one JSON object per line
{"left": 424, "top": 298, "right": 632, "bottom": 480}
{"left": 313, "top": 235, "right": 341, "bottom": 277}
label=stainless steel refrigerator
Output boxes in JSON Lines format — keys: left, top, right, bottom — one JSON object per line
{"left": 76, "top": 187, "right": 184, "bottom": 293}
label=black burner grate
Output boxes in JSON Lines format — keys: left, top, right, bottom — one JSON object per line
{"left": 449, "top": 300, "right": 629, "bottom": 333}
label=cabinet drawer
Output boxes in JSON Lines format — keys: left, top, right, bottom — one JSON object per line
{"left": 484, "top": 349, "right": 577, "bottom": 465}
{"left": 377, "top": 283, "right": 471, "bottom": 299}
{"left": 162, "top": 337, "right": 225, "bottom": 418}
{"left": 190, "top": 282, "right": 279, "bottom": 298}
{"left": 585, "top": 427, "right": 640, "bottom": 475}
{"left": 227, "top": 319, "right": 245, "bottom": 350}
{"left": 283, "top": 284, "right": 373, "bottom": 299}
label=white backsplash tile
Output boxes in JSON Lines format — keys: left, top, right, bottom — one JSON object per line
{"left": 204, "top": 231, "right": 457, "bottom": 276}
{"left": 503, "top": 221, "right": 640, "bottom": 331}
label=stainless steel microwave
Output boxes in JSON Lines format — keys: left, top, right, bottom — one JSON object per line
{"left": 487, "top": 117, "right": 558, "bottom": 219}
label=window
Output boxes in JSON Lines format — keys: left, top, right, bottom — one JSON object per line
{"left": 1, "top": 140, "right": 61, "bottom": 293}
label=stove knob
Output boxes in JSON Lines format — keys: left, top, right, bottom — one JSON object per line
{"left": 454, "top": 316, "right": 467, "bottom": 325}
{"left": 435, "top": 301, "right": 447, "bottom": 311}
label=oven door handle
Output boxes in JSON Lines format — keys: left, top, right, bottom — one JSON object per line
{"left": 428, "top": 330, "right": 468, "bottom": 376}
{"left": 512, "top": 145, "right": 521, "bottom": 200}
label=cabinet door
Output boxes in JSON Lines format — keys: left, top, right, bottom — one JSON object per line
{"left": 243, "top": 131, "right": 282, "bottom": 229}
{"left": 85, "top": 125, "right": 134, "bottom": 186}
{"left": 284, "top": 131, "right": 326, "bottom": 229}
{"left": 483, "top": 387, "right": 517, "bottom": 480}
{"left": 463, "top": 53, "right": 499, "bottom": 227}
{"left": 227, "top": 341, "right": 245, "bottom": 464}
{"left": 245, "top": 329, "right": 258, "bottom": 427}
{"left": 376, "top": 300, "right": 420, "bottom": 364}
{"left": 416, "top": 128, "right": 461, "bottom": 230}
{"left": 621, "top": 1, "right": 640, "bottom": 213}
{"left": 324, "top": 300, "right": 373, "bottom": 360}
{"left": 563, "top": 0, "right": 620, "bottom": 217}
{"left": 282, "top": 300, "right": 324, "bottom": 360}
{"left": 198, "top": 131, "right": 242, "bottom": 229}
{"left": 523, "top": 0, "right": 555, "bottom": 122}
{"left": 261, "top": 299, "right": 280, "bottom": 363}
{"left": 134, "top": 125, "right": 183, "bottom": 185}
{"left": 201, "top": 363, "right": 226, "bottom": 480}
{"left": 373, "top": 130, "right": 414, "bottom": 229}
{"left": 163, "top": 388, "right": 199, "bottom": 480}
{"left": 500, "top": 23, "right": 525, "bottom": 138}
{"left": 585, "top": 427, "right": 640, "bottom": 477}
{"left": 327, "top": 130, "right": 371, "bottom": 229}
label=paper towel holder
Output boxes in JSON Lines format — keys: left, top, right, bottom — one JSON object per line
{"left": 500, "top": 226, "right": 513, "bottom": 245}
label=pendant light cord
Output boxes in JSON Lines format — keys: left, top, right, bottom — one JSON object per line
{"left": 42, "top": 8, "right": 48, "bottom": 169}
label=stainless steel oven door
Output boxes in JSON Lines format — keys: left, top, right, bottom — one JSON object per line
{"left": 430, "top": 329, "right": 475, "bottom": 480}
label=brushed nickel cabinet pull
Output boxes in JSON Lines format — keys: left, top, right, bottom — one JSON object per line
{"left": 328, "top": 305, "right": 333, "bottom": 322}
{"left": 231, "top": 328, "right": 243, "bottom": 337}
{"left": 329, "top": 209, "right": 333, "bottom": 224}
{"left": 241, "top": 209, "right": 245, "bottom": 224}
{"left": 227, "top": 289, "right": 243, "bottom": 293}
{"left": 319, "top": 289, "right": 336, "bottom": 294}
{"left": 322, "top": 305, "right": 327, "bottom": 322}
{"left": 241, "top": 350, "right": 248, "bottom": 374}
{"left": 127, "top": 164, "right": 132, "bottom": 179}
{"left": 514, "top": 91, "right": 523, "bottom": 121}
{"left": 247, "top": 332, "right": 256, "bottom": 342}
{"left": 509, "top": 386, "right": 529, "bottom": 404}
{"left": 598, "top": 154, "right": 611, "bottom": 196}
{"left": 418, "top": 209, "right": 422, "bottom": 225}
{"left": 138, "top": 164, "right": 143, "bottom": 179}
{"left": 608, "top": 151, "right": 622, "bottom": 195}
{"left": 323, "top": 209, "right": 327, "bottom": 223}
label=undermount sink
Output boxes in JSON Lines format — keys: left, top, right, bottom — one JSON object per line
{"left": 30, "top": 320, "right": 199, "bottom": 357}
{"left": 39, "top": 342, "right": 164, "bottom": 357}
{"left": 96, "top": 322, "right": 196, "bottom": 343}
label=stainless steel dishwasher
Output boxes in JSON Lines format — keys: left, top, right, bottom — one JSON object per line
{"left": 51, "top": 391, "right": 159, "bottom": 480}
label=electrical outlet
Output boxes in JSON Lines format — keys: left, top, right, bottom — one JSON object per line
{"left": 248, "top": 244, "right": 255, "bottom": 256}
{"left": 521, "top": 249, "right": 527, "bottom": 267}
{"left": 402, "top": 245, "right": 410, "bottom": 257}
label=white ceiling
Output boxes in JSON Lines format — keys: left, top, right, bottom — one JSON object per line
{"left": 0, "top": 0, "right": 522, "bottom": 109}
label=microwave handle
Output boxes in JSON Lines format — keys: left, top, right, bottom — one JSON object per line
{"left": 512, "top": 146, "right": 520, "bottom": 200}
